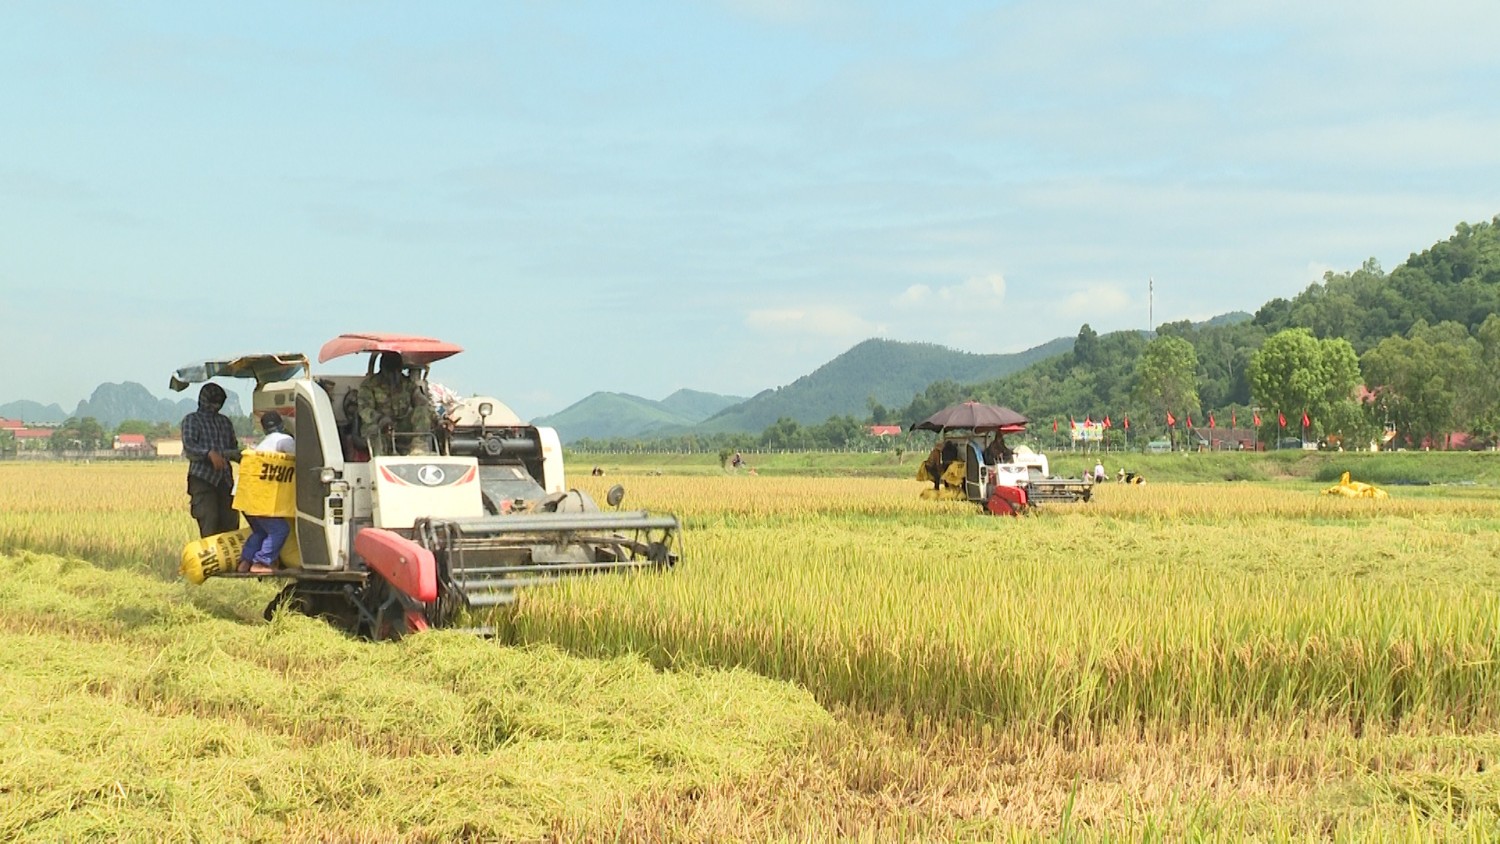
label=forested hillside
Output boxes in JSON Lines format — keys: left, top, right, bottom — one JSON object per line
{"left": 1255, "top": 219, "right": 1500, "bottom": 351}
{"left": 695, "top": 337, "right": 1072, "bottom": 434}
{"left": 888, "top": 216, "right": 1500, "bottom": 450}
{"left": 534, "top": 390, "right": 744, "bottom": 442}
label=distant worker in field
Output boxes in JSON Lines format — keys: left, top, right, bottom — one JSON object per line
{"left": 983, "top": 434, "right": 1014, "bottom": 465}
{"left": 181, "top": 382, "right": 243, "bottom": 538}
{"left": 1093, "top": 461, "right": 1106, "bottom": 484}
{"left": 920, "top": 440, "right": 962, "bottom": 490}
{"left": 358, "top": 351, "right": 438, "bottom": 455}
{"left": 238, "top": 410, "right": 295, "bottom": 575}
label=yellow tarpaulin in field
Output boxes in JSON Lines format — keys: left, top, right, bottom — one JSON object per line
{"left": 1322, "top": 471, "right": 1388, "bottom": 499}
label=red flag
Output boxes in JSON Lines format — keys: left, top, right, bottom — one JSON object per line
{"left": 1302, "top": 412, "right": 1310, "bottom": 428}
{"left": 1209, "top": 413, "right": 1216, "bottom": 429}
{"left": 1053, "top": 419, "right": 1058, "bottom": 432}
{"left": 1104, "top": 415, "right": 1112, "bottom": 429}
{"left": 1084, "top": 415, "right": 1092, "bottom": 426}
{"left": 1166, "top": 411, "right": 1176, "bottom": 427}
{"left": 1253, "top": 412, "right": 1261, "bottom": 427}
{"left": 1278, "top": 412, "right": 1286, "bottom": 428}
{"left": 1070, "top": 417, "right": 1077, "bottom": 429}
{"left": 1123, "top": 415, "right": 1130, "bottom": 430}
{"left": 1186, "top": 414, "right": 1194, "bottom": 428}
{"left": 1232, "top": 409, "right": 1237, "bottom": 429}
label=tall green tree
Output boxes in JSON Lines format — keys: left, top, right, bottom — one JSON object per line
{"left": 1072, "top": 324, "right": 1100, "bottom": 367}
{"left": 761, "top": 417, "right": 808, "bottom": 450}
{"left": 1361, "top": 322, "right": 1478, "bottom": 448}
{"left": 1248, "top": 329, "right": 1360, "bottom": 444}
{"left": 49, "top": 417, "right": 106, "bottom": 453}
{"left": 1468, "top": 314, "right": 1500, "bottom": 443}
{"left": 115, "top": 419, "right": 158, "bottom": 437}
{"left": 1133, "top": 336, "right": 1199, "bottom": 440}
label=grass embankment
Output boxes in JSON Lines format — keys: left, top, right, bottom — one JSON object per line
{"left": 3, "top": 461, "right": 1500, "bottom": 840}
{"left": 576, "top": 446, "right": 1500, "bottom": 486}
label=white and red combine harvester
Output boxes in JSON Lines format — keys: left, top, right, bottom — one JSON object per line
{"left": 170, "top": 333, "right": 680, "bottom": 639}
{"left": 911, "top": 401, "right": 1095, "bottom": 516}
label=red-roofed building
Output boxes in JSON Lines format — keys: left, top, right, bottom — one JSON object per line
{"left": 0, "top": 417, "right": 21, "bottom": 431}
{"left": 114, "top": 433, "right": 149, "bottom": 453}
{"left": 868, "top": 425, "right": 903, "bottom": 437}
{"left": 1206, "top": 427, "right": 1260, "bottom": 451}
{"left": 13, "top": 428, "right": 54, "bottom": 450}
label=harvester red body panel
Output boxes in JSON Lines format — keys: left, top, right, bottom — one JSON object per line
{"left": 985, "top": 485, "right": 1028, "bottom": 516}
{"left": 355, "top": 528, "right": 438, "bottom": 603}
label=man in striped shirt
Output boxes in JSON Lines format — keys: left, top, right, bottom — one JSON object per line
{"left": 181, "top": 382, "right": 242, "bottom": 537}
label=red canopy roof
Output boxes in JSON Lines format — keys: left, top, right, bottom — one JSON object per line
{"left": 317, "top": 333, "right": 464, "bottom": 366}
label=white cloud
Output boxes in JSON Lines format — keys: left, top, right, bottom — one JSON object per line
{"left": 745, "top": 306, "right": 883, "bottom": 339}
{"left": 895, "top": 284, "right": 930, "bottom": 305}
{"left": 1059, "top": 284, "right": 1131, "bottom": 319}
{"left": 892, "top": 273, "right": 1006, "bottom": 311}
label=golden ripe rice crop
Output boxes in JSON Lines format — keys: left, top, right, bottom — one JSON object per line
{"left": 529, "top": 475, "right": 1500, "bottom": 733}
{"left": 3, "top": 464, "right": 1499, "bottom": 732}
{"left": 3, "top": 461, "right": 1500, "bottom": 839}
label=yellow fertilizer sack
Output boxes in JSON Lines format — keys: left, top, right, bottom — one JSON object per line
{"left": 180, "top": 523, "right": 302, "bottom": 585}
{"left": 234, "top": 450, "right": 297, "bottom": 517}
{"left": 1322, "top": 471, "right": 1388, "bottom": 499}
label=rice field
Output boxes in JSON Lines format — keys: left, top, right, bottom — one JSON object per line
{"left": 2, "top": 460, "right": 1498, "bottom": 841}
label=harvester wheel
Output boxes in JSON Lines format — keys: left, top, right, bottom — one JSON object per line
{"left": 264, "top": 583, "right": 363, "bottom": 635}
{"left": 358, "top": 576, "right": 430, "bottom": 641}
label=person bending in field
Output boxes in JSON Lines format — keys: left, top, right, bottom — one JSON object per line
{"left": 238, "top": 410, "right": 295, "bottom": 575}
{"left": 181, "top": 382, "right": 242, "bottom": 538}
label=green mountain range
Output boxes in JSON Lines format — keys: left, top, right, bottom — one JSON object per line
{"left": 695, "top": 337, "right": 1073, "bottom": 434}
{"left": 0, "top": 382, "right": 243, "bottom": 428}
{"left": 533, "top": 389, "right": 747, "bottom": 442}
{"left": 538, "top": 336, "right": 1074, "bottom": 442}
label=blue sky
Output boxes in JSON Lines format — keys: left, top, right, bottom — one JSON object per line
{"left": 3, "top": 2, "right": 1498, "bottom": 420}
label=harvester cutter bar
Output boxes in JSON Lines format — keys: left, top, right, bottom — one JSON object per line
{"left": 417, "top": 510, "right": 681, "bottom": 610}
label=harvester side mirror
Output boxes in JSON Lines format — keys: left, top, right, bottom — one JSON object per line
{"left": 606, "top": 484, "right": 625, "bottom": 508}
{"left": 478, "top": 402, "right": 493, "bottom": 420}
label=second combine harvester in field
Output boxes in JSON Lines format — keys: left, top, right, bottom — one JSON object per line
{"left": 173, "top": 333, "right": 681, "bottom": 640}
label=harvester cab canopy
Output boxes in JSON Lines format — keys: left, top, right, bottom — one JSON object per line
{"left": 317, "top": 333, "right": 463, "bottom": 368}
{"left": 168, "top": 353, "right": 310, "bottom": 392}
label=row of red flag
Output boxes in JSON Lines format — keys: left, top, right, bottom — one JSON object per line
{"left": 1052, "top": 411, "right": 1311, "bottom": 432}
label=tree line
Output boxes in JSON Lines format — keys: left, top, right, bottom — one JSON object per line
{"left": 2, "top": 416, "right": 262, "bottom": 457}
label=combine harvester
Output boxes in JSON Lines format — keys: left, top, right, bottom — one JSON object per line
{"left": 174, "top": 333, "right": 681, "bottom": 639}
{"left": 912, "top": 401, "right": 1095, "bottom": 516}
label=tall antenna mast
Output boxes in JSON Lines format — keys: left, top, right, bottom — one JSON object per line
{"left": 1149, "top": 277, "right": 1154, "bottom": 333}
